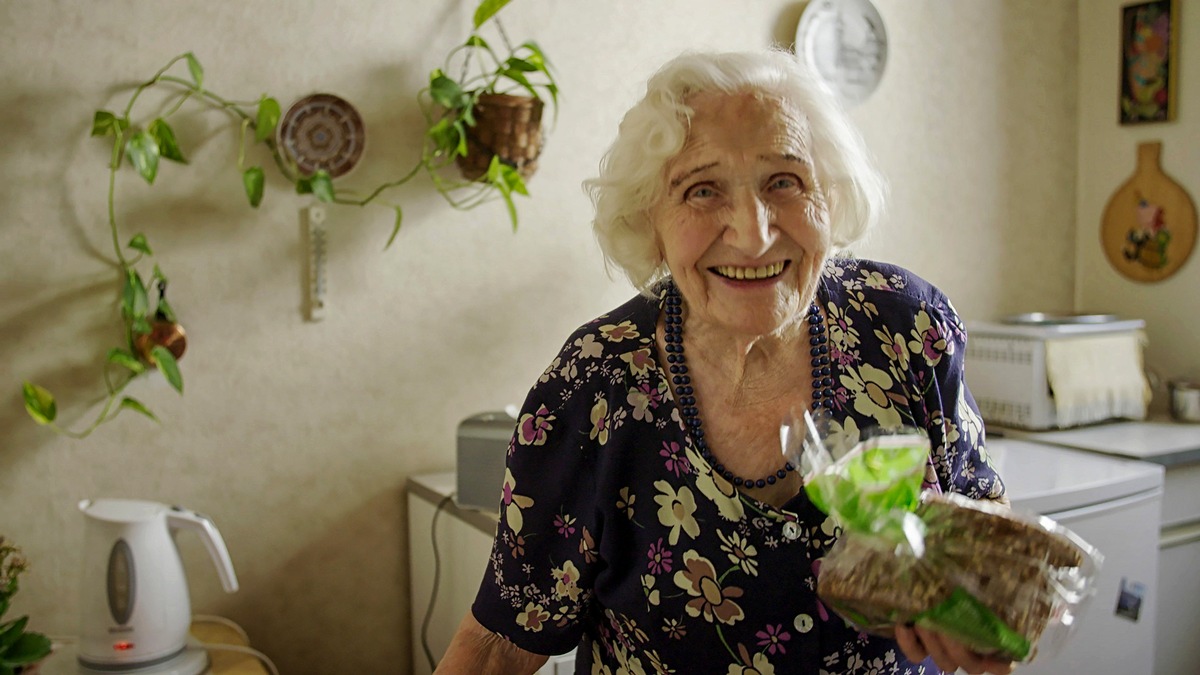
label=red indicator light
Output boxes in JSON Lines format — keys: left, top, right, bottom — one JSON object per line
{"left": 113, "top": 641, "right": 135, "bottom": 651}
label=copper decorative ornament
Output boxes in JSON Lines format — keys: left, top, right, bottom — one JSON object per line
{"left": 135, "top": 321, "right": 187, "bottom": 365}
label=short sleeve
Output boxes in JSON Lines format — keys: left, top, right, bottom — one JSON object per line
{"left": 469, "top": 327, "right": 607, "bottom": 655}
{"left": 919, "top": 297, "right": 1006, "bottom": 500}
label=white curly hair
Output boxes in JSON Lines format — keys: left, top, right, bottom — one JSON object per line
{"left": 584, "top": 49, "right": 888, "bottom": 295}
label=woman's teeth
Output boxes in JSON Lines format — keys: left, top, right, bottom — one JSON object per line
{"left": 713, "top": 262, "right": 785, "bottom": 280}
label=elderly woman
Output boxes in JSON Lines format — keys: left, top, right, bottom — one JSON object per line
{"left": 439, "top": 49, "right": 1012, "bottom": 675}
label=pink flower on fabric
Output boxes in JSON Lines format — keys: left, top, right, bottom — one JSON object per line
{"left": 755, "top": 623, "right": 792, "bottom": 655}
{"left": 647, "top": 537, "right": 673, "bottom": 575}
{"left": 518, "top": 404, "right": 555, "bottom": 446}
{"left": 659, "top": 441, "right": 691, "bottom": 477}
{"left": 554, "top": 512, "right": 576, "bottom": 537}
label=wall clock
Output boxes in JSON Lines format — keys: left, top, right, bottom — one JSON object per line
{"left": 795, "top": 0, "right": 889, "bottom": 106}
{"left": 277, "top": 93, "right": 365, "bottom": 178}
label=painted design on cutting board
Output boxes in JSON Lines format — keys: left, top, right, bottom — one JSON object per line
{"left": 1124, "top": 191, "right": 1172, "bottom": 269}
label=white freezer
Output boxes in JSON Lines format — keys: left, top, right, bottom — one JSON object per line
{"left": 988, "top": 437, "right": 1164, "bottom": 675}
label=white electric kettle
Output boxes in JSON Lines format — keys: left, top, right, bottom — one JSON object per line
{"left": 77, "top": 498, "right": 239, "bottom": 675}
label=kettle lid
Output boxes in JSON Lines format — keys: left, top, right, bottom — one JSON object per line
{"left": 79, "top": 498, "right": 167, "bottom": 523}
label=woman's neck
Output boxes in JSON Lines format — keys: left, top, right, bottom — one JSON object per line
{"left": 682, "top": 315, "right": 810, "bottom": 400}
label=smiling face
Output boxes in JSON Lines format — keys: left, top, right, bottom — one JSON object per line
{"left": 651, "top": 90, "right": 831, "bottom": 339}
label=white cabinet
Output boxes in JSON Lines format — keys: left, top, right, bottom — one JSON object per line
{"left": 994, "top": 421, "right": 1200, "bottom": 675}
{"left": 407, "top": 473, "right": 577, "bottom": 675}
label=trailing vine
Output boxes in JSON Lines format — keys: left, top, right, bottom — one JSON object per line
{"left": 21, "top": 0, "right": 558, "bottom": 438}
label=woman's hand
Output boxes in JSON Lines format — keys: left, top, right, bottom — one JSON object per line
{"left": 894, "top": 624, "right": 1015, "bottom": 675}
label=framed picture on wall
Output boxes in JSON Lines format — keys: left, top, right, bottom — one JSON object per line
{"left": 1119, "top": 0, "right": 1179, "bottom": 124}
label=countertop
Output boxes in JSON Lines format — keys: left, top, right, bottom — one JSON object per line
{"left": 43, "top": 620, "right": 271, "bottom": 675}
{"left": 991, "top": 418, "right": 1200, "bottom": 467}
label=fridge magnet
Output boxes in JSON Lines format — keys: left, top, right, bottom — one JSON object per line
{"left": 1101, "top": 142, "right": 1197, "bottom": 282}
{"left": 1120, "top": 0, "right": 1179, "bottom": 124}
{"left": 1114, "top": 577, "right": 1146, "bottom": 622}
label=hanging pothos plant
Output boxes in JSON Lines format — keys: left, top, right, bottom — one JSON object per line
{"left": 21, "top": 0, "right": 558, "bottom": 438}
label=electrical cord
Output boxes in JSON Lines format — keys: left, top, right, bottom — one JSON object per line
{"left": 421, "top": 493, "right": 456, "bottom": 672}
{"left": 191, "top": 614, "right": 280, "bottom": 674}
{"left": 197, "top": 641, "right": 281, "bottom": 675}
{"left": 191, "top": 614, "right": 250, "bottom": 643}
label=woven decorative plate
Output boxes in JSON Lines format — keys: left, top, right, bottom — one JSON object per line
{"left": 277, "top": 93, "right": 365, "bottom": 178}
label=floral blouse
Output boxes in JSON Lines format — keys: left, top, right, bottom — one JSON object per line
{"left": 471, "top": 258, "right": 1006, "bottom": 675}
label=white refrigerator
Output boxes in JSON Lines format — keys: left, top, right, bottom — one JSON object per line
{"left": 988, "top": 437, "right": 1164, "bottom": 674}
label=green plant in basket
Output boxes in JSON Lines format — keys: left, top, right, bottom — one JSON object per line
{"left": 420, "top": 0, "right": 559, "bottom": 229}
{"left": 0, "top": 538, "right": 52, "bottom": 675}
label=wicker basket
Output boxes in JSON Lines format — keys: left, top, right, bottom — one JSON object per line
{"left": 455, "top": 93, "right": 544, "bottom": 182}
{"left": 817, "top": 493, "right": 1085, "bottom": 659}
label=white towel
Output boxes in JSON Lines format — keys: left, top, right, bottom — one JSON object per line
{"left": 1044, "top": 332, "right": 1150, "bottom": 427}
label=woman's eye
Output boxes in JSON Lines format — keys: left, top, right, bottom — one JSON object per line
{"left": 766, "top": 174, "right": 803, "bottom": 192}
{"left": 683, "top": 184, "right": 718, "bottom": 201}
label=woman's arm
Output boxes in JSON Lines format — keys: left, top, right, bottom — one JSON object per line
{"left": 435, "top": 612, "right": 549, "bottom": 675}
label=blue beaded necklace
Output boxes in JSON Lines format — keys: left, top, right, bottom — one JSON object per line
{"left": 663, "top": 280, "right": 835, "bottom": 489}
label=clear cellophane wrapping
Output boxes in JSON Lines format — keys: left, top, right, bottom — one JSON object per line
{"left": 783, "top": 412, "right": 1103, "bottom": 663}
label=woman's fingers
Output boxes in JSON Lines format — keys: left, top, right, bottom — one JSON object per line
{"left": 899, "top": 625, "right": 1016, "bottom": 675}
{"left": 893, "top": 624, "right": 928, "bottom": 664}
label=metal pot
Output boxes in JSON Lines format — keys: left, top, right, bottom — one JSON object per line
{"left": 1169, "top": 379, "right": 1200, "bottom": 423}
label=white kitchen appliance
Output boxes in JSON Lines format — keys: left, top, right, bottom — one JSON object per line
{"left": 965, "top": 317, "right": 1147, "bottom": 430}
{"left": 77, "top": 498, "right": 239, "bottom": 675}
{"left": 988, "top": 437, "right": 1164, "bottom": 673}
{"left": 455, "top": 410, "right": 517, "bottom": 511}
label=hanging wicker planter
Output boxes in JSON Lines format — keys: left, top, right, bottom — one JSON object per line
{"left": 456, "top": 93, "right": 545, "bottom": 182}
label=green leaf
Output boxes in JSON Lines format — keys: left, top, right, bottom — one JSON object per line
{"left": 309, "top": 170, "right": 334, "bottom": 202}
{"left": 121, "top": 269, "right": 149, "bottom": 322}
{"left": 503, "top": 56, "right": 539, "bottom": 73}
{"left": 125, "top": 130, "right": 160, "bottom": 184}
{"left": 426, "top": 118, "right": 460, "bottom": 158}
{"left": 472, "top": 0, "right": 512, "bottom": 28}
{"left": 155, "top": 297, "right": 176, "bottom": 323}
{"left": 151, "top": 347, "right": 183, "bottom": 394}
{"left": 106, "top": 348, "right": 146, "bottom": 374}
{"left": 453, "top": 120, "right": 469, "bottom": 157}
{"left": 0, "top": 616, "right": 28, "bottom": 651}
{"left": 127, "top": 233, "right": 152, "bottom": 255}
{"left": 184, "top": 52, "right": 204, "bottom": 89}
{"left": 255, "top": 96, "right": 280, "bottom": 143}
{"left": 91, "top": 110, "right": 128, "bottom": 137}
{"left": 2, "top": 631, "right": 52, "bottom": 665}
{"left": 494, "top": 161, "right": 528, "bottom": 196}
{"left": 498, "top": 68, "right": 539, "bottom": 100}
{"left": 429, "top": 71, "right": 467, "bottom": 110}
{"left": 465, "top": 35, "right": 489, "bottom": 49}
{"left": 385, "top": 206, "right": 402, "bottom": 249}
{"left": 119, "top": 397, "right": 159, "bottom": 423}
{"left": 295, "top": 177, "right": 312, "bottom": 195}
{"left": 148, "top": 118, "right": 186, "bottom": 164}
{"left": 131, "top": 316, "right": 152, "bottom": 336}
{"left": 21, "top": 382, "right": 56, "bottom": 425}
{"left": 152, "top": 264, "right": 168, "bottom": 285}
{"left": 243, "top": 166, "right": 265, "bottom": 207}
{"left": 486, "top": 157, "right": 521, "bottom": 231}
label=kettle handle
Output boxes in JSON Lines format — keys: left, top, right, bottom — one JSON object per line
{"left": 167, "top": 507, "right": 240, "bottom": 593}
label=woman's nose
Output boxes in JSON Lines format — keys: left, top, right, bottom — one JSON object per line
{"left": 725, "top": 191, "right": 775, "bottom": 257}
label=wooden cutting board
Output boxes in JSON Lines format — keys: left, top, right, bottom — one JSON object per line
{"left": 1101, "top": 142, "right": 1197, "bottom": 282}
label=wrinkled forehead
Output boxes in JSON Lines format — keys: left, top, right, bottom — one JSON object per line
{"left": 662, "top": 89, "right": 813, "bottom": 183}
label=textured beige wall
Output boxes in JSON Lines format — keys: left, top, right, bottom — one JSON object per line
{"left": 0, "top": 1, "right": 1078, "bottom": 673}
{"left": 1077, "top": 0, "right": 1200, "bottom": 392}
